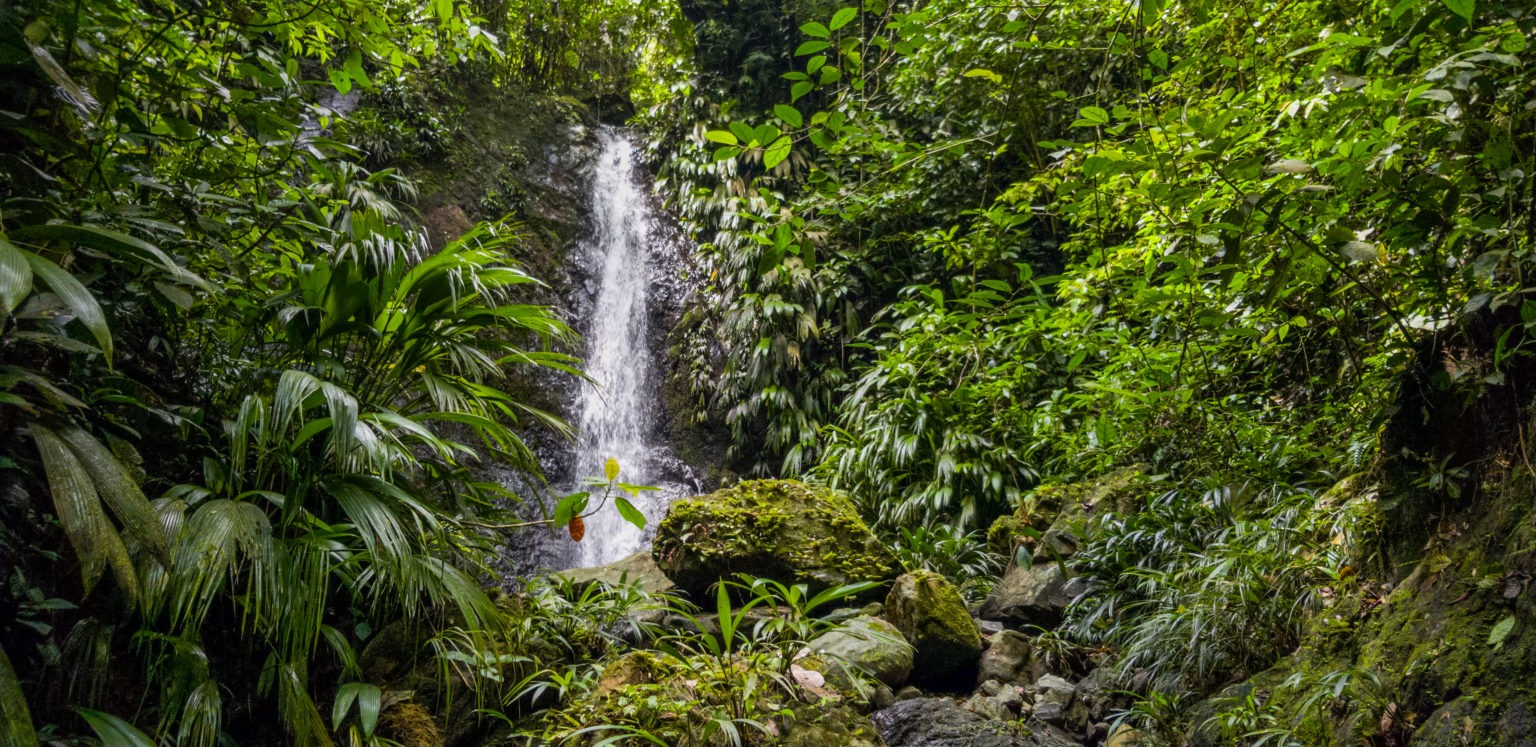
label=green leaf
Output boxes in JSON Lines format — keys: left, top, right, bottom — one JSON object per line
{"left": 1490, "top": 614, "right": 1516, "bottom": 650}
{"left": 795, "top": 40, "right": 831, "bottom": 56}
{"left": 704, "top": 130, "right": 738, "bottom": 145}
{"left": 22, "top": 250, "right": 112, "bottom": 363}
{"left": 829, "top": 7, "right": 858, "bottom": 31}
{"left": 1440, "top": 0, "right": 1474, "bottom": 21}
{"left": 774, "top": 104, "right": 804, "bottom": 128}
{"left": 74, "top": 709, "right": 155, "bottom": 747}
{"left": 614, "top": 496, "right": 646, "bottom": 530}
{"left": 0, "top": 238, "right": 33, "bottom": 315}
{"left": 0, "top": 647, "right": 37, "bottom": 747}
{"left": 605, "top": 457, "right": 620, "bottom": 482}
{"left": 764, "top": 136, "right": 793, "bottom": 169}
{"left": 56, "top": 424, "right": 170, "bottom": 566}
{"left": 552, "top": 492, "right": 589, "bottom": 528}
{"left": 963, "top": 68, "right": 1003, "bottom": 84}
{"left": 1077, "top": 106, "right": 1110, "bottom": 126}
{"left": 728, "top": 121, "right": 757, "bottom": 145}
{"left": 344, "top": 49, "right": 368, "bottom": 87}
{"left": 791, "top": 81, "right": 814, "bottom": 102}
{"left": 801, "top": 21, "right": 830, "bottom": 38}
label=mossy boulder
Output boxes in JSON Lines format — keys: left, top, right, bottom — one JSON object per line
{"left": 987, "top": 466, "right": 1148, "bottom": 559}
{"left": 651, "top": 479, "right": 899, "bottom": 599}
{"left": 884, "top": 571, "right": 983, "bottom": 690}
{"left": 778, "top": 702, "right": 885, "bottom": 747}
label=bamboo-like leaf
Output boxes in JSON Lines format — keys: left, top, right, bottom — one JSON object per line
{"left": 275, "top": 663, "right": 334, "bottom": 747}
{"left": 57, "top": 424, "right": 170, "bottom": 565}
{"left": 0, "top": 238, "right": 33, "bottom": 315}
{"left": 0, "top": 646, "right": 38, "bottom": 747}
{"left": 74, "top": 709, "right": 154, "bottom": 747}
{"left": 22, "top": 251, "right": 112, "bottom": 363}
{"left": 9, "top": 224, "right": 208, "bottom": 290}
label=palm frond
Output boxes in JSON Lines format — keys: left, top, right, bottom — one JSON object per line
{"left": 57, "top": 423, "right": 170, "bottom": 565}
{"left": 30, "top": 424, "right": 137, "bottom": 601}
{"left": 0, "top": 645, "right": 38, "bottom": 747}
{"left": 167, "top": 499, "right": 272, "bottom": 633}
{"left": 275, "top": 662, "right": 334, "bottom": 747}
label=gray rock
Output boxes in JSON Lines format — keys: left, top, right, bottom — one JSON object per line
{"left": 872, "top": 698, "right": 1029, "bottom": 746}
{"left": 979, "top": 619, "right": 1006, "bottom": 636}
{"left": 963, "top": 692, "right": 1015, "bottom": 721}
{"left": 993, "top": 684, "right": 1025, "bottom": 713}
{"left": 980, "top": 562, "right": 1074, "bottom": 628}
{"left": 552, "top": 551, "right": 674, "bottom": 595}
{"left": 1031, "top": 675, "right": 1083, "bottom": 730}
{"left": 895, "top": 686, "right": 925, "bottom": 701}
{"left": 978, "top": 630, "right": 1042, "bottom": 687}
{"left": 1023, "top": 721, "right": 1084, "bottom": 747}
{"left": 1035, "top": 674, "right": 1077, "bottom": 705}
{"left": 804, "top": 615, "right": 915, "bottom": 689}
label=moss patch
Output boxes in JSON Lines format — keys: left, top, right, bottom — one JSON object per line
{"left": 651, "top": 479, "right": 899, "bottom": 599}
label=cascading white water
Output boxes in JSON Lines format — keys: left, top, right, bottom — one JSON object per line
{"left": 573, "top": 130, "right": 663, "bottom": 567}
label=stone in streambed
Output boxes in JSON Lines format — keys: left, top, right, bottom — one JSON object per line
{"left": 552, "top": 550, "right": 674, "bottom": 595}
{"left": 651, "top": 479, "right": 899, "bottom": 599}
{"left": 980, "top": 561, "right": 1076, "bottom": 628}
{"left": 804, "top": 615, "right": 915, "bottom": 689}
{"left": 885, "top": 571, "right": 983, "bottom": 690}
{"left": 977, "top": 629, "right": 1044, "bottom": 687}
{"left": 872, "top": 697, "right": 1030, "bottom": 747}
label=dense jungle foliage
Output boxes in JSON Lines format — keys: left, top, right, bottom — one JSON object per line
{"left": 2, "top": 0, "right": 1535, "bottom": 744}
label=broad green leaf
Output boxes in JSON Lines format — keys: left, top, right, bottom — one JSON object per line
{"left": 614, "top": 496, "right": 646, "bottom": 530}
{"left": 801, "top": 21, "right": 830, "bottom": 38}
{"left": 0, "top": 239, "right": 32, "bottom": 315}
{"left": 795, "top": 41, "right": 830, "bottom": 56}
{"left": 23, "top": 250, "right": 112, "bottom": 363}
{"left": 774, "top": 104, "right": 804, "bottom": 128}
{"left": 1490, "top": 615, "right": 1516, "bottom": 650}
{"left": 11, "top": 221, "right": 209, "bottom": 290}
{"left": 829, "top": 7, "right": 858, "bottom": 31}
{"left": 704, "top": 130, "right": 738, "bottom": 145}
{"left": 57, "top": 424, "right": 170, "bottom": 565}
{"left": 552, "top": 491, "right": 589, "bottom": 528}
{"left": 763, "top": 136, "right": 793, "bottom": 169}
{"left": 74, "top": 709, "right": 155, "bottom": 747}
{"left": 1440, "top": 0, "right": 1474, "bottom": 21}
{"left": 1077, "top": 106, "right": 1110, "bottom": 126}
{"left": 728, "top": 121, "right": 757, "bottom": 145}
{"left": 0, "top": 647, "right": 37, "bottom": 747}
{"left": 791, "top": 81, "right": 814, "bottom": 101}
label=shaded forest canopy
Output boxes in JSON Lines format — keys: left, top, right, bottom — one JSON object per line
{"left": 1, "top": 0, "right": 1535, "bottom": 745}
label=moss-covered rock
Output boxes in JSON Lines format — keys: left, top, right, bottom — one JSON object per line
{"left": 777, "top": 702, "right": 885, "bottom": 747}
{"left": 651, "top": 479, "right": 899, "bottom": 599}
{"left": 885, "top": 571, "right": 983, "bottom": 690}
{"left": 377, "top": 701, "right": 443, "bottom": 747}
{"left": 987, "top": 466, "right": 1148, "bottom": 560}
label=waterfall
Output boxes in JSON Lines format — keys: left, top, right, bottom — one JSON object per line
{"left": 571, "top": 130, "right": 669, "bottom": 567}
